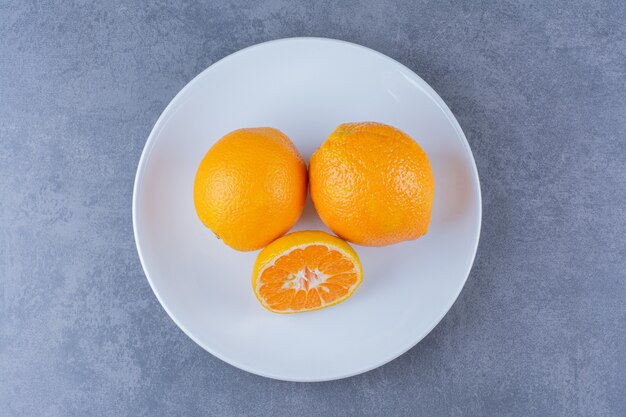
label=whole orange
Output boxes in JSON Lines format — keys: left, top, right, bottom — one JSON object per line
{"left": 194, "top": 128, "right": 307, "bottom": 251}
{"left": 309, "top": 122, "right": 434, "bottom": 246}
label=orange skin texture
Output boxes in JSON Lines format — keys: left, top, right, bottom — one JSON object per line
{"left": 194, "top": 128, "right": 307, "bottom": 251}
{"left": 309, "top": 122, "right": 434, "bottom": 246}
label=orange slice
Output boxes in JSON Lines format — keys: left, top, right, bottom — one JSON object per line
{"left": 252, "top": 231, "right": 363, "bottom": 313}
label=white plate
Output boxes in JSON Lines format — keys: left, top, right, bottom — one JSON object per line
{"left": 133, "top": 38, "right": 481, "bottom": 382}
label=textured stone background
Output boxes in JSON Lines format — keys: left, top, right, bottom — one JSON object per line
{"left": 1, "top": 1, "right": 625, "bottom": 416}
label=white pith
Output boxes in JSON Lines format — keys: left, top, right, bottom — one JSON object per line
{"left": 282, "top": 267, "right": 329, "bottom": 291}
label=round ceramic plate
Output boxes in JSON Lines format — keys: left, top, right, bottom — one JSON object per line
{"left": 133, "top": 38, "right": 481, "bottom": 382}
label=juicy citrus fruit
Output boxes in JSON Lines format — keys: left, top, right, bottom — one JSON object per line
{"left": 194, "top": 128, "right": 307, "bottom": 251}
{"left": 252, "top": 231, "right": 363, "bottom": 313}
{"left": 309, "top": 122, "right": 434, "bottom": 246}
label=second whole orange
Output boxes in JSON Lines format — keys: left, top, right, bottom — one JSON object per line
{"left": 309, "top": 122, "right": 434, "bottom": 246}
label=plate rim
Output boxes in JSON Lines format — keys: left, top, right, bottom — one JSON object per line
{"left": 132, "top": 37, "right": 482, "bottom": 382}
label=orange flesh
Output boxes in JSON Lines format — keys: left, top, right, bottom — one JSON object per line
{"left": 257, "top": 244, "right": 359, "bottom": 312}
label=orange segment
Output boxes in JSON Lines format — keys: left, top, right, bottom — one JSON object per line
{"left": 325, "top": 273, "right": 358, "bottom": 286}
{"left": 274, "top": 248, "right": 305, "bottom": 272}
{"left": 259, "top": 266, "right": 288, "bottom": 283}
{"left": 303, "top": 245, "right": 329, "bottom": 269}
{"left": 318, "top": 283, "right": 348, "bottom": 303}
{"left": 252, "top": 231, "right": 363, "bottom": 313}
{"left": 305, "top": 289, "right": 322, "bottom": 309}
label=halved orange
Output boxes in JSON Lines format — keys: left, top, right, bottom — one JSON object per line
{"left": 252, "top": 231, "right": 363, "bottom": 313}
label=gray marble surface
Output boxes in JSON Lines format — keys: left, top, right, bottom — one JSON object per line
{"left": 1, "top": 1, "right": 625, "bottom": 416}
